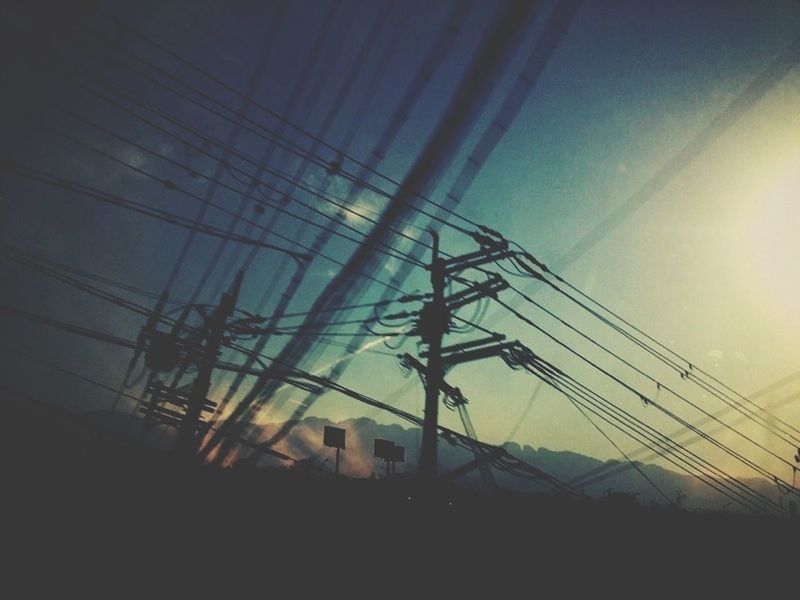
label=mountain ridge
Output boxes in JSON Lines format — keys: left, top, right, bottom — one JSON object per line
{"left": 92, "top": 410, "right": 783, "bottom": 513}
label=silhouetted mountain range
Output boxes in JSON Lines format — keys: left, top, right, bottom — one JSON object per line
{"left": 275, "top": 417, "right": 788, "bottom": 511}
{"left": 0, "top": 377, "right": 787, "bottom": 515}
{"left": 95, "top": 411, "right": 783, "bottom": 513}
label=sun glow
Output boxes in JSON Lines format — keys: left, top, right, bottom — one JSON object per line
{"left": 745, "top": 165, "right": 800, "bottom": 319}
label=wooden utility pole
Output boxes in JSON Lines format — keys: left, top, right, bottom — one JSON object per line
{"left": 414, "top": 231, "right": 516, "bottom": 482}
{"left": 418, "top": 231, "right": 449, "bottom": 481}
{"left": 176, "top": 270, "right": 244, "bottom": 457}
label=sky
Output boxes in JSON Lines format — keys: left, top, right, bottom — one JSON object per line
{"left": 1, "top": 0, "right": 799, "bottom": 490}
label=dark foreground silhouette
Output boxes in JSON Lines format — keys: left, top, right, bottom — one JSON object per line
{"left": 3, "top": 388, "right": 796, "bottom": 585}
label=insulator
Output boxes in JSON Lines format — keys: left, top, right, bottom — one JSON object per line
{"left": 448, "top": 388, "right": 467, "bottom": 406}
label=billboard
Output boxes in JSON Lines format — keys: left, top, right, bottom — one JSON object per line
{"left": 374, "top": 438, "right": 404, "bottom": 462}
{"left": 373, "top": 438, "right": 395, "bottom": 460}
{"left": 323, "top": 425, "right": 346, "bottom": 449}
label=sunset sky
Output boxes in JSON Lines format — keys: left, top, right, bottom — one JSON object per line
{"left": 2, "top": 0, "right": 799, "bottom": 488}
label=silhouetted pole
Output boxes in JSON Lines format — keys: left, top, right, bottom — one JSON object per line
{"left": 419, "top": 231, "right": 448, "bottom": 481}
{"left": 176, "top": 270, "right": 244, "bottom": 457}
{"left": 335, "top": 447, "right": 341, "bottom": 476}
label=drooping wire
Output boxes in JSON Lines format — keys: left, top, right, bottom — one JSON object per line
{"left": 509, "top": 251, "right": 800, "bottom": 445}
{"left": 502, "top": 277, "right": 800, "bottom": 450}
{"left": 492, "top": 294, "right": 800, "bottom": 481}
{"left": 539, "top": 370, "right": 673, "bottom": 505}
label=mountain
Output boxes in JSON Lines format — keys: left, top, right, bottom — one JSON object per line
{"left": 66, "top": 406, "right": 785, "bottom": 513}
{"left": 223, "top": 415, "right": 784, "bottom": 513}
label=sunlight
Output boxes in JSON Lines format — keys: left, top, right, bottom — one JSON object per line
{"left": 748, "top": 165, "right": 800, "bottom": 316}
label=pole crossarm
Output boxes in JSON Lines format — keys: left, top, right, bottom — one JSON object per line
{"left": 420, "top": 334, "right": 506, "bottom": 359}
{"left": 439, "top": 241, "right": 515, "bottom": 275}
{"left": 400, "top": 353, "right": 467, "bottom": 408}
{"left": 443, "top": 273, "right": 508, "bottom": 311}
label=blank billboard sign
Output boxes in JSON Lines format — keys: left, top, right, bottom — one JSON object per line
{"left": 323, "top": 426, "right": 346, "bottom": 449}
{"left": 373, "top": 438, "right": 394, "bottom": 459}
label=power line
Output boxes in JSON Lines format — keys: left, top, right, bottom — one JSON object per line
{"left": 553, "top": 270, "right": 800, "bottom": 441}
{"left": 224, "top": 323, "right": 781, "bottom": 512}
{"left": 3, "top": 348, "right": 298, "bottom": 463}
{"left": 203, "top": 0, "right": 479, "bottom": 419}
{"left": 233, "top": 330, "right": 773, "bottom": 510}
{"left": 504, "top": 380, "right": 543, "bottom": 443}
{"left": 48, "top": 116, "right": 425, "bottom": 268}
{"left": 0, "top": 304, "right": 137, "bottom": 350}
{"left": 9, "top": 226, "right": 773, "bottom": 510}
{"left": 0, "top": 159, "right": 308, "bottom": 259}
{"left": 0, "top": 242, "right": 184, "bottom": 306}
{"left": 3, "top": 0, "right": 788, "bottom": 510}
{"left": 86, "top": 5, "right": 487, "bottom": 234}
{"left": 18, "top": 225, "right": 788, "bottom": 506}
{"left": 49, "top": 12, "right": 477, "bottom": 238}
{"left": 571, "top": 389, "right": 800, "bottom": 490}
{"left": 215, "top": 342, "right": 582, "bottom": 496}
{"left": 0, "top": 306, "right": 578, "bottom": 496}
{"left": 8, "top": 35, "right": 463, "bottom": 269}
{"left": 272, "top": 293, "right": 428, "bottom": 321}
{"left": 511, "top": 253, "right": 800, "bottom": 444}
{"left": 159, "top": 0, "right": 295, "bottom": 293}
{"left": 556, "top": 372, "right": 673, "bottom": 505}
{"left": 0, "top": 235, "right": 418, "bottom": 424}
{"left": 252, "top": 0, "right": 585, "bottom": 452}
{"left": 188, "top": 0, "right": 397, "bottom": 308}
{"left": 537, "top": 368, "right": 780, "bottom": 515}
{"left": 5, "top": 0, "right": 425, "bottom": 304}
{"left": 491, "top": 296, "right": 798, "bottom": 492}
{"left": 503, "top": 278, "right": 800, "bottom": 449}
{"left": 3, "top": 5, "right": 494, "bottom": 318}
{"left": 203, "top": 0, "right": 542, "bottom": 463}
{"left": 1, "top": 159, "right": 410, "bottom": 293}
{"left": 0, "top": 245, "right": 172, "bottom": 323}
{"left": 496, "top": 339, "right": 786, "bottom": 513}
{"left": 216, "top": 0, "right": 410, "bottom": 338}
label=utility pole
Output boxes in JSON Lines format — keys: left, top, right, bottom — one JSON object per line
{"left": 175, "top": 270, "right": 244, "bottom": 457}
{"left": 418, "top": 231, "right": 448, "bottom": 480}
{"left": 415, "top": 230, "right": 515, "bottom": 481}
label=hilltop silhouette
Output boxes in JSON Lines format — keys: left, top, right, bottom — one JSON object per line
{"left": 83, "top": 408, "right": 785, "bottom": 513}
